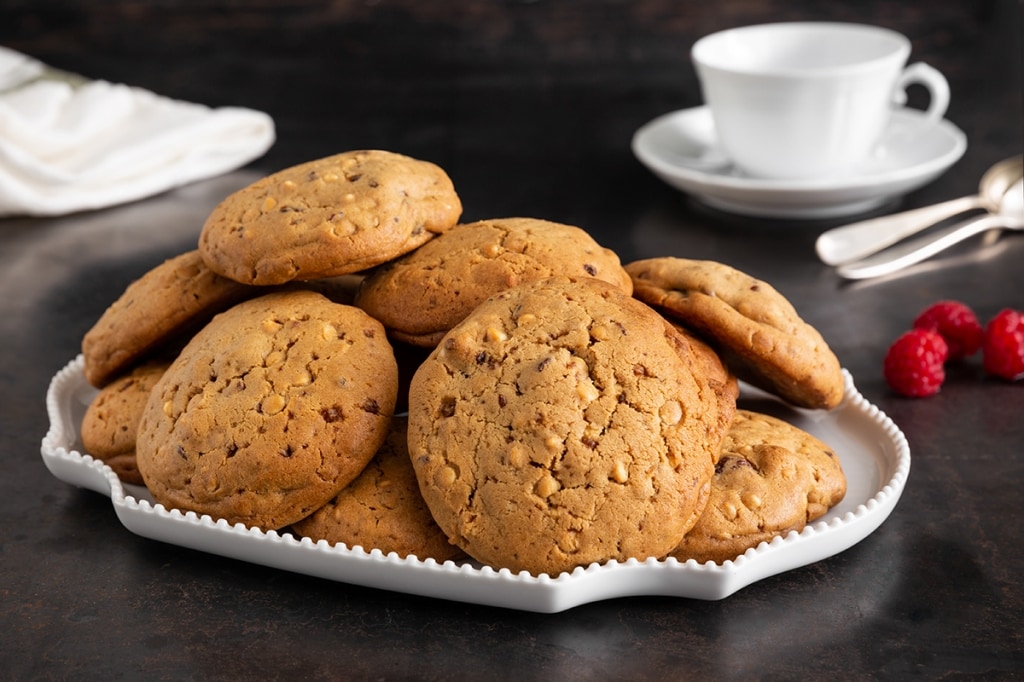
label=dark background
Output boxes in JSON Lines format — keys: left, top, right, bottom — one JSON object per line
{"left": 2, "top": 0, "right": 1019, "bottom": 235}
{"left": 1, "top": 1, "right": 1022, "bottom": 679}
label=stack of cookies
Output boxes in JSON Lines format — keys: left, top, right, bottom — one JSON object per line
{"left": 79, "top": 149, "right": 847, "bottom": 573}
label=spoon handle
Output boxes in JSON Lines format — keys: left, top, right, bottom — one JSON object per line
{"left": 815, "top": 194, "right": 982, "bottom": 266}
{"left": 836, "top": 213, "right": 1009, "bottom": 280}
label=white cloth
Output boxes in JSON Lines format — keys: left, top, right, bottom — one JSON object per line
{"left": 0, "top": 46, "right": 275, "bottom": 217}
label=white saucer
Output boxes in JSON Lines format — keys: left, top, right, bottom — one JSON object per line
{"left": 631, "top": 106, "right": 967, "bottom": 219}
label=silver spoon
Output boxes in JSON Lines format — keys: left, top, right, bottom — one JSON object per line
{"left": 816, "top": 155, "right": 1024, "bottom": 266}
{"left": 836, "top": 177, "right": 1024, "bottom": 279}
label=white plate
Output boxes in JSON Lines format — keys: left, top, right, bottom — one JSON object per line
{"left": 41, "top": 356, "right": 910, "bottom": 613}
{"left": 632, "top": 106, "right": 967, "bottom": 219}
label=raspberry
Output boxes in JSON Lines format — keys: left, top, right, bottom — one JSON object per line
{"left": 982, "top": 308, "right": 1024, "bottom": 381}
{"left": 883, "top": 329, "right": 949, "bottom": 397}
{"left": 913, "top": 300, "right": 983, "bottom": 360}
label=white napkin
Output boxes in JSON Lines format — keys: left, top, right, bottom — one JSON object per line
{"left": 0, "top": 46, "right": 275, "bottom": 217}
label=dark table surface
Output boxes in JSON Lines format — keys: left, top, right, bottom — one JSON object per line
{"left": 2, "top": 1, "right": 1022, "bottom": 679}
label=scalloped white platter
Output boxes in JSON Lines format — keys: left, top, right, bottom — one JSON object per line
{"left": 42, "top": 355, "right": 909, "bottom": 613}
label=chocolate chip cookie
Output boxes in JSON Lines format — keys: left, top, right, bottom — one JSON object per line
{"left": 407, "top": 277, "right": 722, "bottom": 576}
{"left": 670, "top": 409, "right": 847, "bottom": 564}
{"left": 80, "top": 359, "right": 170, "bottom": 485}
{"left": 625, "top": 257, "right": 845, "bottom": 410}
{"left": 136, "top": 290, "right": 398, "bottom": 530}
{"left": 199, "top": 150, "right": 462, "bottom": 285}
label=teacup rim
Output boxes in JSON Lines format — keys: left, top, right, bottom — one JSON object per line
{"left": 692, "top": 21, "right": 911, "bottom": 78}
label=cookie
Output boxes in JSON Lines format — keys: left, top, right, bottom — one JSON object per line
{"left": 136, "top": 290, "right": 398, "bottom": 530}
{"left": 407, "top": 277, "right": 722, "bottom": 576}
{"left": 292, "top": 417, "right": 463, "bottom": 562}
{"left": 670, "top": 409, "right": 847, "bottom": 564}
{"left": 625, "top": 257, "right": 845, "bottom": 410}
{"left": 80, "top": 359, "right": 170, "bottom": 485}
{"left": 198, "top": 150, "right": 462, "bottom": 285}
{"left": 81, "top": 250, "right": 255, "bottom": 387}
{"left": 354, "top": 217, "right": 633, "bottom": 347}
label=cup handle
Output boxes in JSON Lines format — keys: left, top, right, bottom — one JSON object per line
{"left": 893, "top": 62, "right": 950, "bottom": 122}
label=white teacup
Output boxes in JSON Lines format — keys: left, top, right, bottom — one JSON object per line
{"left": 691, "top": 22, "right": 950, "bottom": 180}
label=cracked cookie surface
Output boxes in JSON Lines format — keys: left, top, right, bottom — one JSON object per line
{"left": 199, "top": 150, "right": 462, "bottom": 285}
{"left": 136, "top": 290, "right": 398, "bottom": 530}
{"left": 82, "top": 249, "right": 255, "bottom": 387}
{"left": 625, "top": 257, "right": 844, "bottom": 410}
{"left": 354, "top": 217, "right": 633, "bottom": 347}
{"left": 670, "top": 409, "right": 847, "bottom": 564}
{"left": 407, "top": 277, "right": 723, "bottom": 576}
{"left": 292, "top": 417, "right": 464, "bottom": 562}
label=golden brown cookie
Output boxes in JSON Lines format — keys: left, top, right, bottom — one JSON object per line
{"left": 198, "top": 150, "right": 462, "bottom": 285}
{"left": 80, "top": 360, "right": 170, "bottom": 485}
{"left": 81, "top": 250, "right": 255, "bottom": 388}
{"left": 670, "top": 409, "right": 847, "bottom": 564}
{"left": 136, "top": 290, "right": 398, "bottom": 530}
{"left": 407, "top": 277, "right": 722, "bottom": 576}
{"left": 354, "top": 217, "right": 633, "bottom": 347}
{"left": 625, "top": 257, "right": 844, "bottom": 410}
{"left": 292, "top": 417, "right": 463, "bottom": 562}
